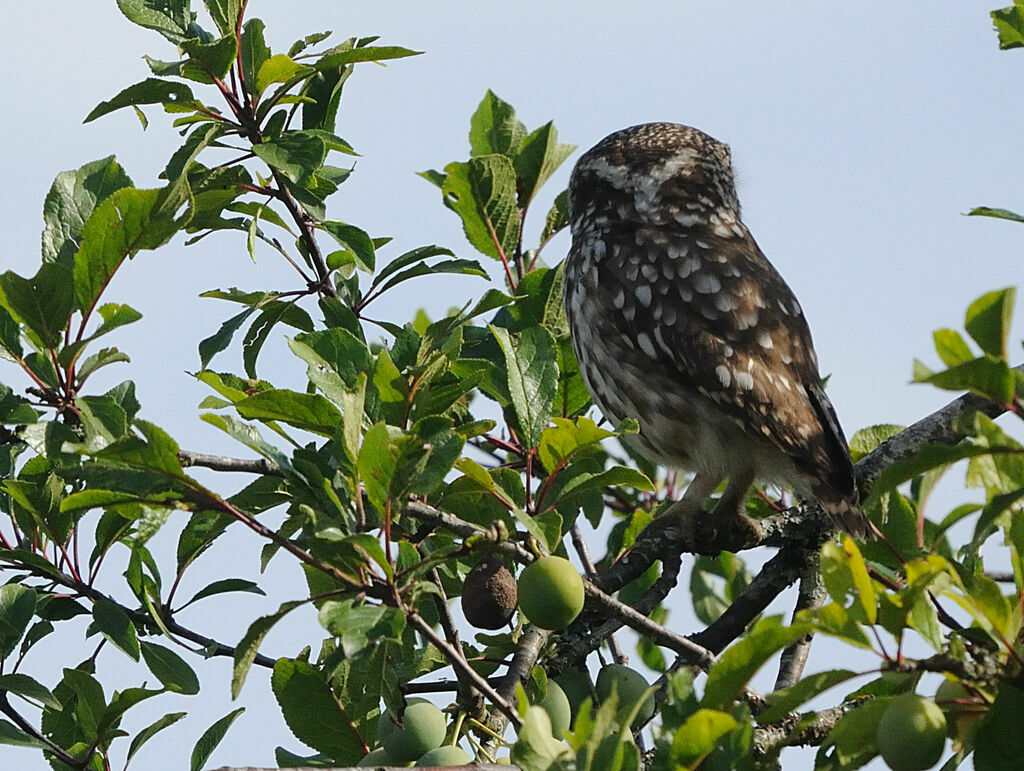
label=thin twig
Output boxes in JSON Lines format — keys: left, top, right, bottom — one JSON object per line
{"left": 178, "top": 450, "right": 283, "bottom": 476}
{"left": 407, "top": 612, "right": 521, "bottom": 728}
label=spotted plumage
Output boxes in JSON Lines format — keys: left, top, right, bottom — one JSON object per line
{"left": 563, "top": 123, "right": 868, "bottom": 538}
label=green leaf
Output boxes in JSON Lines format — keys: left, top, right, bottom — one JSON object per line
{"left": 180, "top": 34, "right": 238, "bottom": 83}
{"left": 125, "top": 711, "right": 187, "bottom": 769}
{"left": 537, "top": 416, "right": 615, "bottom": 472}
{"left": 92, "top": 599, "right": 140, "bottom": 661}
{"left": 915, "top": 355, "right": 1014, "bottom": 404}
{"left": 671, "top": 709, "right": 739, "bottom": 769}
{"left": 992, "top": 4, "right": 1024, "bottom": 49}
{"left": 968, "top": 205, "right": 1024, "bottom": 221}
{"left": 313, "top": 45, "right": 422, "bottom": 72}
{"left": 469, "top": 90, "right": 526, "bottom": 157}
{"left": 702, "top": 616, "right": 810, "bottom": 711}
{"left": 320, "top": 221, "right": 376, "bottom": 272}
{"left": 252, "top": 132, "right": 328, "bottom": 183}
{"left": 357, "top": 422, "right": 400, "bottom": 513}
{"left": 0, "top": 719, "right": 47, "bottom": 749}
{"left": 62, "top": 667, "right": 106, "bottom": 738}
{"left": 234, "top": 389, "right": 342, "bottom": 435}
{"left": 182, "top": 578, "right": 266, "bottom": 607}
{"left": 140, "top": 641, "right": 200, "bottom": 695}
{"left": 492, "top": 325, "right": 558, "bottom": 448}
{"left": 116, "top": 0, "right": 192, "bottom": 44}
{"left": 257, "top": 54, "right": 313, "bottom": 94}
{"left": 933, "top": 328, "right": 974, "bottom": 367}
{"left": 815, "top": 696, "right": 888, "bottom": 769}
{"left": 205, "top": 0, "right": 243, "bottom": 36}
{"left": 441, "top": 155, "right": 520, "bottom": 259}
{"left": 515, "top": 122, "right": 576, "bottom": 207}
{"left": 233, "top": 600, "right": 305, "bottom": 697}
{"left": 199, "top": 306, "right": 257, "bottom": 370}
{"left": 0, "top": 306, "right": 22, "bottom": 360}
{"left": 190, "top": 707, "right": 245, "bottom": 771}
{"left": 0, "top": 673, "right": 60, "bottom": 710}
{"left": 94, "top": 420, "right": 184, "bottom": 477}
{"left": 85, "top": 79, "right": 195, "bottom": 123}
{"left": 0, "top": 584, "right": 36, "bottom": 659}
{"left": 0, "top": 264, "right": 74, "bottom": 348}
{"left": 370, "top": 245, "right": 455, "bottom": 288}
{"left": 848, "top": 423, "right": 905, "bottom": 462}
{"left": 73, "top": 187, "right": 182, "bottom": 313}
{"left": 239, "top": 18, "right": 271, "bottom": 94}
{"left": 864, "top": 442, "right": 1004, "bottom": 509}
{"left": 974, "top": 684, "right": 1024, "bottom": 770}
{"left": 964, "top": 287, "right": 1015, "bottom": 358}
{"left": 757, "top": 669, "right": 859, "bottom": 724}
{"left": 542, "top": 190, "right": 570, "bottom": 244}
{"left": 272, "top": 658, "right": 365, "bottom": 764}
{"left": 42, "top": 157, "right": 134, "bottom": 266}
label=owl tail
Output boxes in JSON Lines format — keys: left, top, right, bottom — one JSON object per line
{"left": 815, "top": 490, "right": 875, "bottom": 541}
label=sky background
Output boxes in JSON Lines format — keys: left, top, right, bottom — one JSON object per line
{"left": 2, "top": 1, "right": 1023, "bottom": 769}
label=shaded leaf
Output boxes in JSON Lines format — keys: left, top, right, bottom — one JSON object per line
{"left": 140, "top": 641, "right": 200, "bottom": 695}
{"left": 191, "top": 707, "right": 245, "bottom": 771}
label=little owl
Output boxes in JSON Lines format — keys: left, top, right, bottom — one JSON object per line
{"left": 563, "top": 123, "right": 868, "bottom": 540}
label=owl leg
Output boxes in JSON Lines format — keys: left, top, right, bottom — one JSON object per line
{"left": 656, "top": 472, "right": 722, "bottom": 546}
{"left": 709, "top": 468, "right": 763, "bottom": 546}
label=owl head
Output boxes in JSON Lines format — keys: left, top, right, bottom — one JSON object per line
{"left": 568, "top": 123, "right": 741, "bottom": 232}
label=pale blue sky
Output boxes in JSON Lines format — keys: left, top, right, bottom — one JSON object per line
{"left": 2, "top": 2, "right": 1022, "bottom": 768}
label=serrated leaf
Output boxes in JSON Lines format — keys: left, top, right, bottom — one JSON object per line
{"left": 180, "top": 34, "right": 238, "bottom": 83}
{"left": 492, "top": 325, "right": 558, "bottom": 448}
{"left": 191, "top": 707, "right": 245, "bottom": 771}
{"left": 0, "top": 264, "right": 74, "bottom": 348}
{"left": 515, "top": 122, "right": 575, "bottom": 207}
{"left": 441, "top": 155, "right": 520, "bottom": 260}
{"left": 272, "top": 658, "right": 366, "bottom": 764}
{"left": 542, "top": 189, "right": 570, "bottom": 244}
{"left": 469, "top": 90, "right": 526, "bottom": 157}
{"left": 85, "top": 79, "right": 195, "bottom": 123}
{"left": 116, "top": 0, "right": 191, "bottom": 44}
{"left": 42, "top": 156, "right": 134, "bottom": 266}
{"left": 73, "top": 187, "right": 182, "bottom": 313}
{"left": 234, "top": 389, "right": 342, "bottom": 435}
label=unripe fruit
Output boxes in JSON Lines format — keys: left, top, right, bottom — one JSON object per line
{"left": 531, "top": 679, "right": 572, "bottom": 737}
{"left": 378, "top": 699, "right": 447, "bottom": 763}
{"left": 596, "top": 663, "right": 655, "bottom": 728}
{"left": 517, "top": 556, "right": 585, "bottom": 630}
{"left": 876, "top": 693, "right": 946, "bottom": 771}
{"left": 415, "top": 745, "right": 472, "bottom": 766}
{"left": 461, "top": 557, "right": 517, "bottom": 629}
{"left": 356, "top": 746, "right": 396, "bottom": 767}
{"left": 555, "top": 668, "right": 595, "bottom": 727}
{"left": 935, "top": 679, "right": 984, "bottom": 743}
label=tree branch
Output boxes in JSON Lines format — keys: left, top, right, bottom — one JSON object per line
{"left": 179, "top": 450, "right": 283, "bottom": 476}
{"left": 753, "top": 698, "right": 869, "bottom": 755}
{"left": 774, "top": 550, "right": 826, "bottom": 690}
{"left": 3, "top": 555, "right": 277, "bottom": 670}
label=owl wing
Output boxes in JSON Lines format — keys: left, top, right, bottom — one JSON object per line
{"left": 593, "top": 223, "right": 856, "bottom": 496}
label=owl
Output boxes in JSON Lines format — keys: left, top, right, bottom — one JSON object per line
{"left": 563, "top": 123, "right": 869, "bottom": 540}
